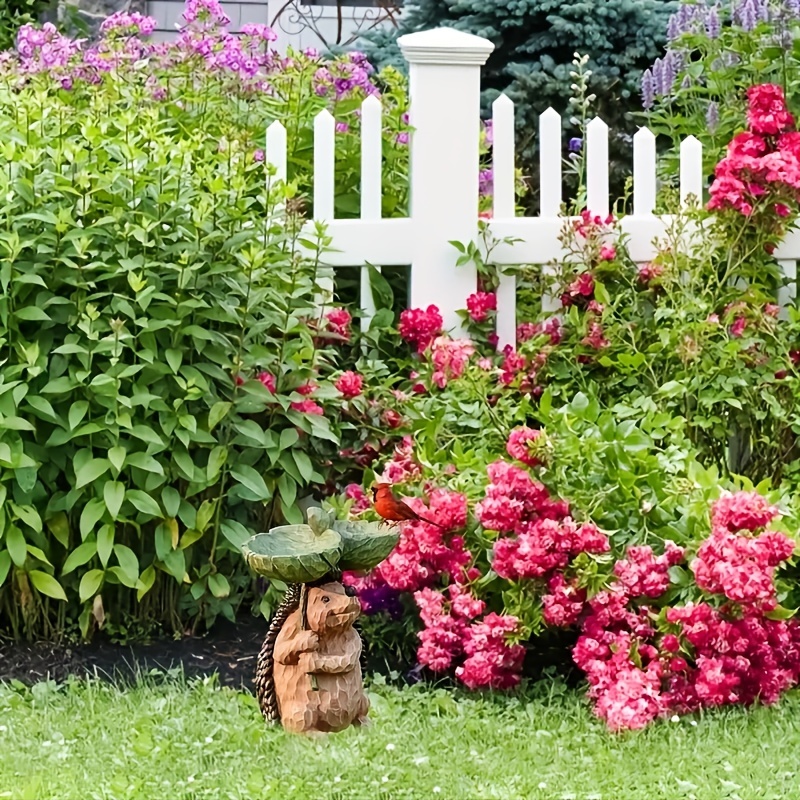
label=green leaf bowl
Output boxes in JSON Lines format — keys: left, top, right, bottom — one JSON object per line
{"left": 333, "top": 520, "right": 400, "bottom": 572}
{"left": 242, "top": 525, "right": 343, "bottom": 583}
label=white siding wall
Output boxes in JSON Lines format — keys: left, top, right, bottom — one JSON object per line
{"left": 147, "top": 0, "right": 399, "bottom": 50}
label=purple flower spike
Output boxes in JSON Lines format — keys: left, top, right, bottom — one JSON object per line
{"left": 641, "top": 69, "right": 655, "bottom": 109}
{"left": 739, "top": 0, "right": 758, "bottom": 30}
{"left": 706, "top": 102, "right": 719, "bottom": 133}
{"left": 706, "top": 6, "right": 721, "bottom": 38}
{"left": 568, "top": 137, "right": 583, "bottom": 153}
{"left": 652, "top": 58, "right": 665, "bottom": 96}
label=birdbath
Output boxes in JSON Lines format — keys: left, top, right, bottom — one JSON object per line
{"left": 242, "top": 508, "right": 399, "bottom": 736}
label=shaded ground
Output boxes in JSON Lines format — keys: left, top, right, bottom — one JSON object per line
{"left": 0, "top": 616, "right": 268, "bottom": 689}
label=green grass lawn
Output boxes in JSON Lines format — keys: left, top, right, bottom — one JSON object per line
{"left": 0, "top": 673, "right": 795, "bottom": 800}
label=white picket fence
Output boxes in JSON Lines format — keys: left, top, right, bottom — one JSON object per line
{"left": 263, "top": 27, "right": 800, "bottom": 349}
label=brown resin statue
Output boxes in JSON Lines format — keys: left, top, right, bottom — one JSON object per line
{"left": 255, "top": 580, "right": 369, "bottom": 735}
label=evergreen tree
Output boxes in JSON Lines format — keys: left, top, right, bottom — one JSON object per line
{"left": 364, "top": 0, "right": 676, "bottom": 209}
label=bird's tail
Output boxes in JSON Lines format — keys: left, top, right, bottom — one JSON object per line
{"left": 416, "top": 513, "right": 446, "bottom": 529}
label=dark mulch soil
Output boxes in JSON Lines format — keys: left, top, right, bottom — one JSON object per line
{"left": 0, "top": 616, "right": 269, "bottom": 690}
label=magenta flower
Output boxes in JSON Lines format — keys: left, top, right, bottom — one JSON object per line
{"left": 335, "top": 370, "right": 364, "bottom": 399}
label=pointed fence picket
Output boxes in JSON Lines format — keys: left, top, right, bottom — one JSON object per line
{"left": 260, "top": 28, "right": 799, "bottom": 348}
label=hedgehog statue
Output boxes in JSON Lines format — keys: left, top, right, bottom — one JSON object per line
{"left": 255, "top": 579, "right": 370, "bottom": 734}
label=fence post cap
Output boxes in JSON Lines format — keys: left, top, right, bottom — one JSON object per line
{"left": 398, "top": 27, "right": 495, "bottom": 65}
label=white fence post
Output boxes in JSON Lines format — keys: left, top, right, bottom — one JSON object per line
{"left": 399, "top": 28, "right": 495, "bottom": 337}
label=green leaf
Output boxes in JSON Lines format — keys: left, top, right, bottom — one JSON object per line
{"left": 196, "top": 500, "right": 216, "bottom": 533}
{"left": 68, "top": 401, "right": 89, "bottom": 431}
{"left": 46, "top": 512, "right": 70, "bottom": 549}
{"left": 114, "top": 544, "right": 139, "bottom": 585}
{"left": 280, "top": 428, "right": 299, "bottom": 451}
{"left": 208, "top": 402, "right": 231, "bottom": 432}
{"left": 10, "top": 503, "right": 42, "bottom": 533}
{"left": 108, "top": 446, "right": 126, "bottom": 473}
{"left": 277, "top": 473, "right": 297, "bottom": 509}
{"left": 136, "top": 564, "right": 157, "bottom": 600}
{"left": 220, "top": 520, "right": 252, "bottom": 549}
{"left": 367, "top": 262, "right": 394, "bottom": 310}
{"left": 97, "top": 524, "right": 114, "bottom": 567}
{"left": 207, "top": 446, "right": 228, "bottom": 483}
{"left": 80, "top": 498, "right": 107, "bottom": 539}
{"left": 161, "top": 486, "right": 181, "bottom": 518}
{"left": 75, "top": 458, "right": 110, "bottom": 489}
{"left": 14, "top": 467, "right": 37, "bottom": 494}
{"left": 79, "top": 569, "right": 104, "bottom": 602}
{"left": 126, "top": 490, "right": 162, "bottom": 518}
{"left": 208, "top": 573, "right": 230, "bottom": 598}
{"left": 14, "top": 307, "right": 51, "bottom": 322}
{"left": 62, "top": 541, "right": 98, "bottom": 575}
{"left": 155, "top": 522, "right": 173, "bottom": 560}
{"left": 126, "top": 452, "right": 165, "bottom": 475}
{"left": 0, "top": 551, "right": 10, "bottom": 587}
{"left": 6, "top": 526, "right": 26, "bottom": 567}
{"left": 179, "top": 529, "right": 204, "bottom": 549}
{"left": 130, "top": 426, "right": 164, "bottom": 446}
{"left": 161, "top": 549, "right": 186, "bottom": 583}
{"left": 28, "top": 571, "right": 67, "bottom": 602}
{"left": 103, "top": 481, "right": 126, "bottom": 520}
{"left": 26, "top": 545, "right": 52, "bottom": 567}
{"left": 293, "top": 450, "right": 315, "bottom": 483}
{"left": 229, "top": 465, "right": 271, "bottom": 501}
{"left": 26, "top": 396, "right": 57, "bottom": 420}
{"left": 165, "top": 348, "right": 183, "bottom": 374}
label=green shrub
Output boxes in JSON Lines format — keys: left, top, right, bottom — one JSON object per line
{"left": 0, "top": 6, "right": 411, "bottom": 640}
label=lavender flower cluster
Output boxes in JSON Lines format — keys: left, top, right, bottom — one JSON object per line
{"left": 6, "top": 0, "right": 385, "bottom": 109}
{"left": 643, "top": 0, "right": 800, "bottom": 109}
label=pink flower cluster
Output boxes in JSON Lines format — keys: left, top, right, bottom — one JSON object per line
{"left": 691, "top": 491, "right": 793, "bottom": 608}
{"left": 325, "top": 308, "right": 352, "bottom": 341}
{"left": 398, "top": 305, "right": 443, "bottom": 353}
{"left": 379, "top": 435, "right": 422, "bottom": 485}
{"left": 335, "top": 370, "right": 363, "bottom": 399}
{"left": 505, "top": 426, "right": 543, "bottom": 468}
{"left": 582, "top": 321, "right": 610, "bottom": 350}
{"left": 516, "top": 317, "right": 562, "bottom": 346}
{"left": 569, "top": 491, "right": 800, "bottom": 730}
{"left": 561, "top": 271, "right": 595, "bottom": 308}
{"left": 493, "top": 516, "right": 609, "bottom": 581}
{"left": 709, "top": 84, "right": 800, "bottom": 217}
{"left": 457, "top": 613, "right": 526, "bottom": 690}
{"left": 431, "top": 336, "right": 475, "bottom": 388}
{"left": 476, "top": 460, "right": 570, "bottom": 534}
{"left": 542, "top": 574, "right": 586, "bottom": 627}
{"left": 498, "top": 346, "right": 548, "bottom": 391}
{"left": 638, "top": 262, "right": 665, "bottom": 286}
{"left": 666, "top": 603, "right": 800, "bottom": 710}
{"left": 415, "top": 586, "right": 525, "bottom": 689}
{"left": 374, "top": 492, "right": 472, "bottom": 592}
{"left": 613, "top": 542, "right": 685, "bottom": 599}
{"left": 344, "top": 483, "right": 370, "bottom": 513}
{"left": 466, "top": 291, "right": 497, "bottom": 323}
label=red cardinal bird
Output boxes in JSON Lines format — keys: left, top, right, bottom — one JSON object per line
{"left": 371, "top": 483, "right": 445, "bottom": 528}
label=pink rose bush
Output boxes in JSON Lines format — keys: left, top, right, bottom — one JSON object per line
{"left": 709, "top": 84, "right": 800, "bottom": 234}
{"left": 344, "top": 420, "right": 800, "bottom": 731}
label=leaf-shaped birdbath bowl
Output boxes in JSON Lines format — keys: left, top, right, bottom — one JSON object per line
{"left": 333, "top": 519, "right": 399, "bottom": 572}
{"left": 243, "top": 524, "right": 343, "bottom": 584}
{"left": 242, "top": 510, "right": 400, "bottom": 583}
